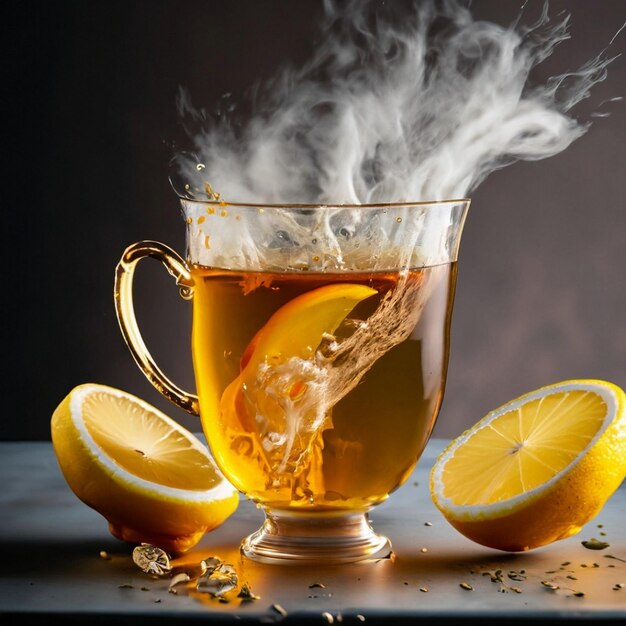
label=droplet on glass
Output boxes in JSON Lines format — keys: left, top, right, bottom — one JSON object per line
{"left": 132, "top": 544, "right": 172, "bottom": 576}
{"left": 203, "top": 182, "right": 222, "bottom": 201}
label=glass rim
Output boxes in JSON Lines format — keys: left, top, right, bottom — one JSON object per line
{"left": 178, "top": 196, "right": 471, "bottom": 210}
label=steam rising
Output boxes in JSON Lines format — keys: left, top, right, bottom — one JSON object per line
{"left": 170, "top": 2, "right": 619, "bottom": 492}
{"left": 172, "top": 0, "right": 616, "bottom": 204}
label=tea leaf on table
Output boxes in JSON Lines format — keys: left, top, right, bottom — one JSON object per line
{"left": 582, "top": 538, "right": 610, "bottom": 550}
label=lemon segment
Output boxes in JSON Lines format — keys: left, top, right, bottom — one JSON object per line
{"left": 241, "top": 282, "right": 377, "bottom": 374}
{"left": 51, "top": 384, "right": 239, "bottom": 554}
{"left": 430, "top": 379, "right": 626, "bottom": 552}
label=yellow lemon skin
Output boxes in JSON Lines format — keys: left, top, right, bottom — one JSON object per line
{"left": 430, "top": 380, "right": 626, "bottom": 552}
{"left": 51, "top": 385, "right": 239, "bottom": 554}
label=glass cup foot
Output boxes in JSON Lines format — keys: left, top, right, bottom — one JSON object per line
{"left": 240, "top": 508, "right": 393, "bottom": 564}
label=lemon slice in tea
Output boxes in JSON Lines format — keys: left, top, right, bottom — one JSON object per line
{"left": 430, "top": 379, "right": 626, "bottom": 551}
{"left": 239, "top": 282, "right": 378, "bottom": 373}
{"left": 222, "top": 282, "right": 377, "bottom": 434}
{"left": 51, "top": 383, "right": 239, "bottom": 554}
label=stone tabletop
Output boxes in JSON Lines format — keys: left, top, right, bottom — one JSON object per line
{"left": 1, "top": 438, "right": 624, "bottom": 624}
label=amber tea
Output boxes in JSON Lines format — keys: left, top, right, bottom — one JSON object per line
{"left": 191, "top": 264, "right": 457, "bottom": 511}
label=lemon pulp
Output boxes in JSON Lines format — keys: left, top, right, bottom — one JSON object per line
{"left": 81, "top": 389, "right": 219, "bottom": 491}
{"left": 441, "top": 389, "right": 607, "bottom": 505}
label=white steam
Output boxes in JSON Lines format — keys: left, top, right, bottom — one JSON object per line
{"left": 172, "top": 0, "right": 616, "bottom": 204}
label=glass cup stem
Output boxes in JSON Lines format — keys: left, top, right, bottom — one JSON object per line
{"left": 240, "top": 508, "right": 393, "bottom": 564}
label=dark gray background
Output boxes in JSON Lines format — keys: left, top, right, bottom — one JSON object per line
{"left": 3, "top": 0, "right": 624, "bottom": 441}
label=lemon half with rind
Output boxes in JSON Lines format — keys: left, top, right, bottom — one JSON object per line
{"left": 51, "top": 383, "right": 239, "bottom": 554}
{"left": 430, "top": 379, "right": 626, "bottom": 552}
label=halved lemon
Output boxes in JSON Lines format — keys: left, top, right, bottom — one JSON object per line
{"left": 51, "top": 383, "right": 239, "bottom": 554}
{"left": 430, "top": 379, "right": 626, "bottom": 552}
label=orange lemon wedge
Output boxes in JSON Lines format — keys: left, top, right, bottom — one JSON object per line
{"left": 223, "top": 282, "right": 377, "bottom": 432}
{"left": 240, "top": 282, "right": 378, "bottom": 374}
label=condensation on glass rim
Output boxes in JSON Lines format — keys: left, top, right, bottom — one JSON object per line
{"left": 180, "top": 198, "right": 470, "bottom": 273}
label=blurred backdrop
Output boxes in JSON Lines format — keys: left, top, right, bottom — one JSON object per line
{"left": 3, "top": 0, "right": 624, "bottom": 440}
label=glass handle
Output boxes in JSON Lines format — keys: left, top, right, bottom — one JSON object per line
{"left": 114, "top": 240, "right": 200, "bottom": 416}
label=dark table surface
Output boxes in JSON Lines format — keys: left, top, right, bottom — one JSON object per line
{"left": 1, "top": 438, "right": 624, "bottom": 625}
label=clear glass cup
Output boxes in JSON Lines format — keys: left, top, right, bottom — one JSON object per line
{"left": 114, "top": 198, "right": 469, "bottom": 564}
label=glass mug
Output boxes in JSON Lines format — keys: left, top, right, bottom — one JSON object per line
{"left": 114, "top": 198, "right": 469, "bottom": 564}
